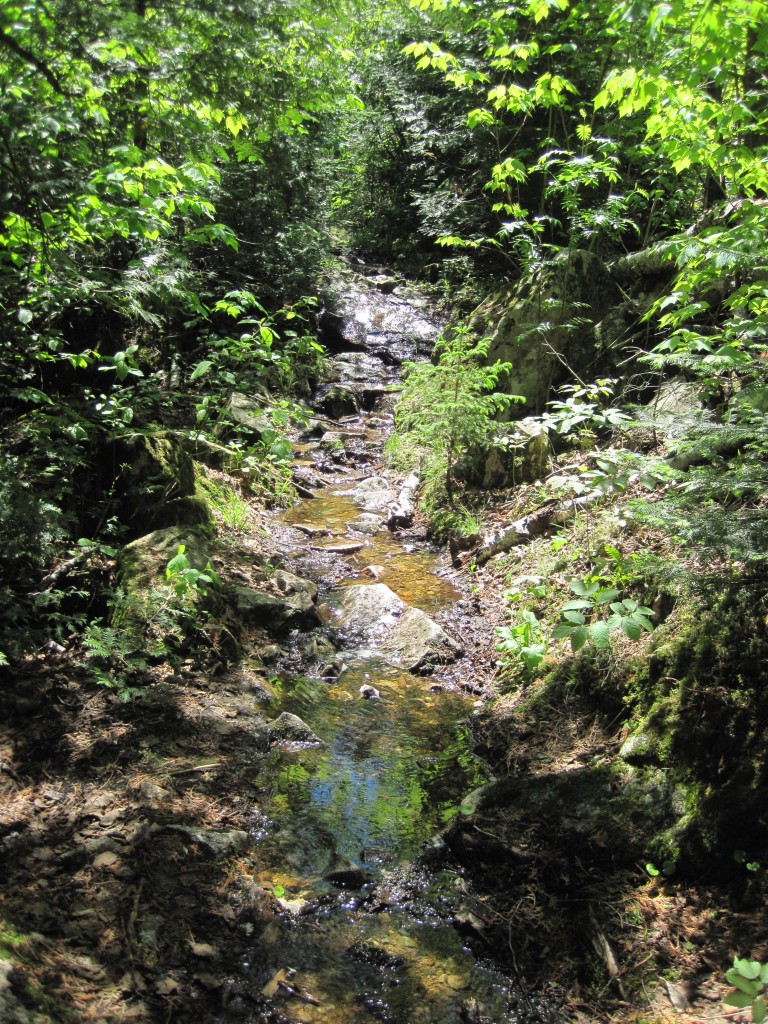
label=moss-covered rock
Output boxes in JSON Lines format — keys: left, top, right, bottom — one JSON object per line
{"left": 112, "top": 526, "right": 215, "bottom": 644}
{"left": 113, "top": 432, "right": 212, "bottom": 533}
{"left": 474, "top": 250, "right": 625, "bottom": 417}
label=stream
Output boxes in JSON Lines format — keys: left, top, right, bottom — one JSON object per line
{"left": 241, "top": 272, "right": 536, "bottom": 1024}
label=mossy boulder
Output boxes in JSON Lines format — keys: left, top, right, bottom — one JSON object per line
{"left": 229, "top": 570, "right": 319, "bottom": 631}
{"left": 113, "top": 526, "right": 214, "bottom": 639}
{"left": 475, "top": 250, "right": 624, "bottom": 417}
{"left": 318, "top": 384, "right": 360, "bottom": 419}
{"left": 114, "top": 432, "right": 212, "bottom": 533}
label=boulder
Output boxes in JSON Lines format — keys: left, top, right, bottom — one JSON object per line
{"left": 227, "top": 392, "right": 272, "bottom": 437}
{"left": 114, "top": 527, "right": 214, "bottom": 635}
{"left": 231, "top": 570, "right": 318, "bottom": 631}
{"left": 481, "top": 418, "right": 552, "bottom": 488}
{"left": 350, "top": 513, "right": 386, "bottom": 535}
{"left": 331, "top": 583, "right": 405, "bottom": 639}
{"left": 330, "top": 584, "right": 462, "bottom": 673}
{"left": 269, "top": 712, "right": 323, "bottom": 746}
{"left": 348, "top": 476, "right": 398, "bottom": 514}
{"left": 477, "top": 249, "right": 625, "bottom": 417}
{"left": 381, "top": 606, "right": 463, "bottom": 673}
{"left": 322, "top": 855, "right": 366, "bottom": 888}
{"left": 318, "top": 385, "right": 360, "bottom": 419}
{"left": 114, "top": 432, "right": 212, "bottom": 531}
{"left": 647, "top": 378, "right": 705, "bottom": 435}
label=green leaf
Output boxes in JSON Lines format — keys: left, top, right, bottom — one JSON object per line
{"left": 563, "top": 609, "right": 586, "bottom": 625}
{"left": 570, "top": 625, "right": 588, "bottom": 651}
{"left": 728, "top": 975, "right": 761, "bottom": 997}
{"left": 17, "top": 308, "right": 33, "bottom": 324}
{"left": 594, "top": 589, "right": 621, "bottom": 605}
{"left": 588, "top": 621, "right": 611, "bottom": 648}
{"left": 723, "top": 991, "right": 754, "bottom": 1009}
{"left": 190, "top": 359, "right": 213, "bottom": 381}
{"left": 552, "top": 622, "right": 575, "bottom": 640}
{"left": 621, "top": 618, "right": 643, "bottom": 641}
{"left": 734, "top": 960, "right": 764, "bottom": 982}
{"left": 570, "top": 579, "right": 599, "bottom": 597}
{"left": 753, "top": 997, "right": 767, "bottom": 1024}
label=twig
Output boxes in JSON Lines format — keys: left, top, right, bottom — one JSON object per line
{"left": 166, "top": 762, "right": 220, "bottom": 775}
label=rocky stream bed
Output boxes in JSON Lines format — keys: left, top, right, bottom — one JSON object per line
{"left": 0, "top": 270, "right": 760, "bottom": 1024}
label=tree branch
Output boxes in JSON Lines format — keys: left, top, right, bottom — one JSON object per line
{"left": 0, "top": 32, "right": 67, "bottom": 96}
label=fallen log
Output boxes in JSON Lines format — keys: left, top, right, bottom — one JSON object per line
{"left": 387, "top": 471, "right": 419, "bottom": 529}
{"left": 459, "top": 491, "right": 605, "bottom": 566}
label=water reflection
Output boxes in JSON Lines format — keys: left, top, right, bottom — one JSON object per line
{"left": 258, "top": 662, "right": 484, "bottom": 871}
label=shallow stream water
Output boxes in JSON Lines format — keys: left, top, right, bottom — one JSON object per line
{"left": 241, "top": 275, "right": 529, "bottom": 1024}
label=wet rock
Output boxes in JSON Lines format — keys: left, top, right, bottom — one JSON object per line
{"left": 382, "top": 607, "right": 463, "bottom": 674}
{"left": 311, "top": 540, "right": 366, "bottom": 555}
{"left": 459, "top": 782, "right": 497, "bottom": 816}
{"left": 291, "top": 466, "right": 325, "bottom": 492}
{"left": 350, "top": 513, "right": 386, "bottom": 535}
{"left": 367, "top": 273, "right": 399, "bottom": 293}
{"left": 331, "top": 584, "right": 463, "bottom": 673}
{"left": 348, "top": 476, "right": 398, "bottom": 514}
{"left": 331, "top": 583, "right": 404, "bottom": 638}
{"left": 302, "top": 634, "right": 337, "bottom": 661}
{"left": 366, "top": 416, "right": 393, "bottom": 430}
{"left": 269, "top": 712, "right": 323, "bottom": 746}
{"left": 359, "top": 684, "right": 380, "bottom": 699}
{"left": 231, "top": 570, "right": 318, "bottom": 630}
{"left": 319, "top": 384, "right": 360, "bottom": 419}
{"left": 297, "top": 418, "right": 325, "bottom": 440}
{"left": 323, "top": 855, "right": 366, "bottom": 888}
{"left": 318, "top": 657, "right": 347, "bottom": 679}
{"left": 164, "top": 825, "right": 249, "bottom": 857}
{"left": 361, "top": 564, "right": 387, "bottom": 579}
{"left": 292, "top": 523, "right": 332, "bottom": 538}
{"left": 453, "top": 907, "right": 488, "bottom": 941}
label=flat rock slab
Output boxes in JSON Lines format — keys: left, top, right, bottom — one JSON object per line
{"left": 311, "top": 540, "right": 366, "bottom": 554}
{"left": 329, "top": 584, "right": 462, "bottom": 674}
